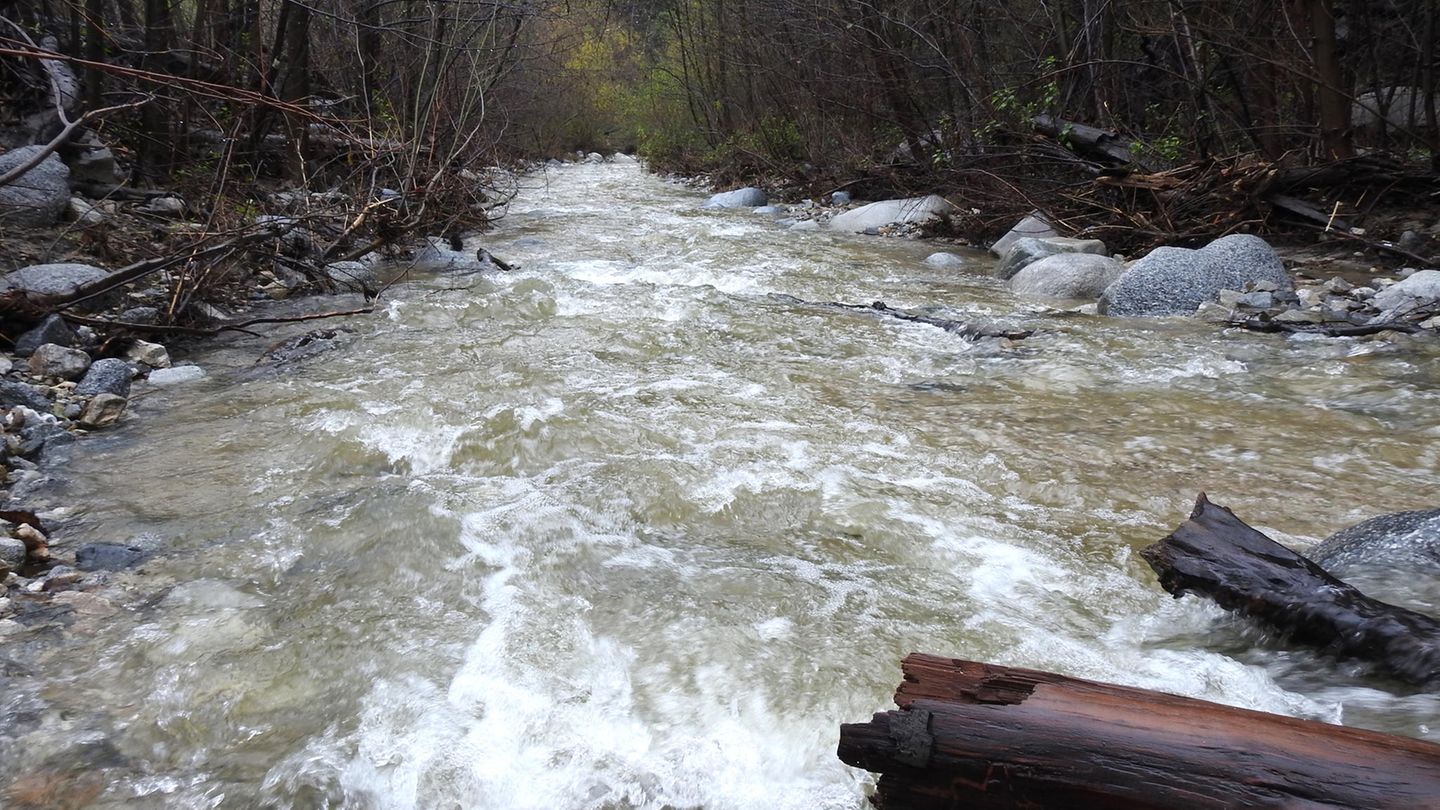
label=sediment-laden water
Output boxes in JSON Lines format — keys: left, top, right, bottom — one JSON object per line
{"left": 4, "top": 161, "right": 1440, "bottom": 807}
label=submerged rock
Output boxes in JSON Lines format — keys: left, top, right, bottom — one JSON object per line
{"left": 925, "top": 252, "right": 968, "bottom": 269}
{"left": 828, "top": 195, "right": 957, "bottom": 233}
{"left": 1310, "top": 509, "right": 1440, "bottom": 573}
{"left": 146, "top": 365, "right": 206, "bottom": 386}
{"left": 75, "top": 542, "right": 150, "bottom": 571}
{"left": 1099, "top": 234, "right": 1292, "bottom": 317}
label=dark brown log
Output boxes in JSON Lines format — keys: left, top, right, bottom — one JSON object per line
{"left": 838, "top": 654, "right": 1440, "bottom": 809}
{"left": 1142, "top": 494, "right": 1440, "bottom": 686}
{"left": 768, "top": 294, "right": 1033, "bottom": 341}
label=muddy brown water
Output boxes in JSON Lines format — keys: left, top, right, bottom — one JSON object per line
{"left": 3, "top": 161, "right": 1440, "bottom": 807}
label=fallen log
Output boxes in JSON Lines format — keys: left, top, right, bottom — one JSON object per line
{"left": 768, "top": 294, "right": 1033, "bottom": 340}
{"left": 838, "top": 654, "right": 1440, "bottom": 809}
{"left": 1142, "top": 493, "right": 1440, "bottom": 686}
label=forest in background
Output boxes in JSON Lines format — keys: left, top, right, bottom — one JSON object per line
{"left": 1, "top": 0, "right": 1437, "bottom": 269}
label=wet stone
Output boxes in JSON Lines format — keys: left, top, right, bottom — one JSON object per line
{"left": 75, "top": 543, "right": 150, "bottom": 571}
{"left": 74, "top": 358, "right": 133, "bottom": 398}
{"left": 27, "top": 343, "right": 91, "bottom": 380}
{"left": 13, "top": 315, "right": 78, "bottom": 357}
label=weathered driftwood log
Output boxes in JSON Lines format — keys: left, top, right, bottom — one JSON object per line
{"left": 1142, "top": 493, "right": 1440, "bottom": 686}
{"left": 768, "top": 294, "right": 1032, "bottom": 340}
{"left": 839, "top": 653, "right": 1440, "bottom": 809}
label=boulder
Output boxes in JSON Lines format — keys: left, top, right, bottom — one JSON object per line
{"left": 827, "top": 195, "right": 958, "bottom": 233}
{"left": 1371, "top": 269, "right": 1440, "bottom": 313}
{"left": 1099, "top": 234, "right": 1292, "bottom": 317}
{"left": 120, "top": 306, "right": 161, "bottom": 324}
{"left": 1009, "top": 253, "right": 1127, "bottom": 299}
{"left": 704, "top": 187, "right": 767, "bottom": 209}
{"left": 0, "top": 262, "right": 109, "bottom": 301}
{"left": 611, "top": 153, "right": 637, "bottom": 163}
{"left": 584, "top": 152, "right": 605, "bottom": 164}
{"left": 752, "top": 205, "right": 785, "bottom": 216}
{"left": 925, "top": 252, "right": 968, "bottom": 269}
{"left": 75, "top": 358, "right": 133, "bottom": 397}
{"left": 1309, "top": 509, "right": 1440, "bottom": 574}
{"left": 13, "top": 314, "right": 77, "bottom": 357}
{"left": 0, "top": 146, "right": 70, "bottom": 226}
{"left": 993, "top": 236, "right": 1108, "bottom": 280}
{"left": 78, "top": 392, "right": 127, "bottom": 428}
{"left": 831, "top": 191, "right": 852, "bottom": 206}
{"left": 27, "top": 343, "right": 91, "bottom": 380}
{"left": 990, "top": 213, "right": 1058, "bottom": 257}
{"left": 0, "top": 380, "right": 52, "bottom": 411}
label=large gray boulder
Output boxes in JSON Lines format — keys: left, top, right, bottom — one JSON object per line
{"left": 1010, "top": 253, "right": 1128, "bottom": 300}
{"left": 1309, "top": 509, "right": 1440, "bottom": 574}
{"left": 0, "top": 146, "right": 71, "bottom": 226}
{"left": 703, "top": 187, "right": 767, "bottom": 209}
{"left": 828, "top": 195, "right": 957, "bottom": 233}
{"left": 993, "top": 236, "right": 1108, "bottom": 280}
{"left": 1099, "top": 234, "right": 1291, "bottom": 317}
{"left": 1371, "top": 269, "right": 1440, "bottom": 314}
{"left": 0, "top": 262, "right": 109, "bottom": 299}
{"left": 990, "top": 214, "right": 1058, "bottom": 256}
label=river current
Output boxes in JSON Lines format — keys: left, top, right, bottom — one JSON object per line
{"left": 4, "top": 161, "right": 1440, "bottom": 807}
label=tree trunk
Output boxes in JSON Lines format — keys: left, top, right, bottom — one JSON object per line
{"left": 1307, "top": 0, "right": 1353, "bottom": 159}
{"left": 838, "top": 654, "right": 1440, "bottom": 809}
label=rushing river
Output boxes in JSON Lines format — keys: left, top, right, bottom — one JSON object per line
{"left": 4, "top": 161, "right": 1440, "bottom": 807}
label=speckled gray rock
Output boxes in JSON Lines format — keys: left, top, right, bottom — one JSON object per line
{"left": 703, "top": 187, "right": 767, "bottom": 209}
{"left": 828, "top": 195, "right": 957, "bottom": 233}
{"left": 13, "top": 314, "right": 77, "bottom": 357}
{"left": 1009, "top": 253, "right": 1127, "bottom": 299}
{"left": 1309, "top": 509, "right": 1440, "bottom": 573}
{"left": 27, "top": 343, "right": 91, "bottom": 380}
{"left": 993, "top": 237, "right": 1108, "bottom": 280}
{"left": 1099, "top": 234, "right": 1291, "bottom": 316}
{"left": 0, "top": 262, "right": 109, "bottom": 300}
{"left": 0, "top": 380, "right": 52, "bottom": 411}
{"left": 0, "top": 537, "right": 26, "bottom": 569}
{"left": 830, "top": 191, "right": 852, "bottom": 205}
{"left": 75, "top": 358, "right": 133, "bottom": 397}
{"left": 990, "top": 214, "right": 1058, "bottom": 256}
{"left": 0, "top": 146, "right": 71, "bottom": 226}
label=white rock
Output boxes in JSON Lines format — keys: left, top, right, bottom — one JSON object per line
{"left": 828, "top": 195, "right": 958, "bottom": 233}
{"left": 925, "top": 252, "right": 968, "bottom": 269}
{"left": 146, "top": 365, "right": 206, "bottom": 386}
{"left": 1371, "top": 269, "right": 1440, "bottom": 312}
